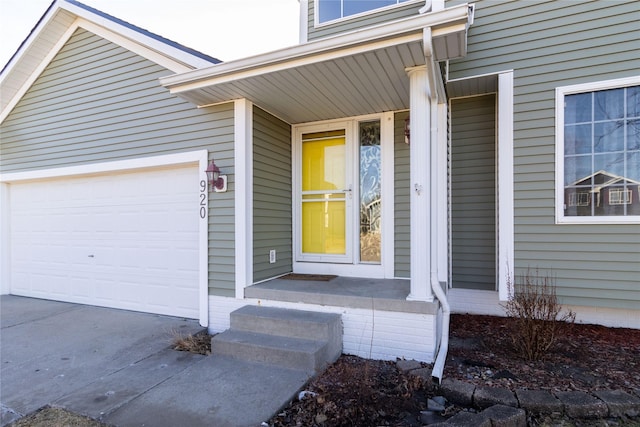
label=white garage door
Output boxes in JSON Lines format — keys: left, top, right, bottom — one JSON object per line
{"left": 9, "top": 165, "right": 200, "bottom": 318}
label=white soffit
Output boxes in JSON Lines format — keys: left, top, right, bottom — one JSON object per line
{"left": 447, "top": 73, "right": 498, "bottom": 99}
{"left": 162, "top": 3, "right": 472, "bottom": 124}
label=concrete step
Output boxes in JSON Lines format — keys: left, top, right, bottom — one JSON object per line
{"left": 231, "top": 305, "right": 341, "bottom": 341}
{"left": 211, "top": 329, "right": 329, "bottom": 373}
{"left": 212, "top": 305, "right": 343, "bottom": 374}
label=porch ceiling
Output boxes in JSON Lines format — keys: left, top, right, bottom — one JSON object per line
{"left": 161, "top": 4, "right": 473, "bottom": 124}
{"left": 176, "top": 42, "right": 425, "bottom": 124}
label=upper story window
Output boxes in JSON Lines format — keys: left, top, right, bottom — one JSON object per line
{"left": 318, "top": 0, "right": 413, "bottom": 24}
{"left": 556, "top": 76, "right": 640, "bottom": 223}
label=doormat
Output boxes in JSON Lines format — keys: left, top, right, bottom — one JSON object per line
{"left": 280, "top": 273, "right": 337, "bottom": 281}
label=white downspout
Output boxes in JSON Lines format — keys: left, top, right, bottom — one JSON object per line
{"left": 424, "top": 27, "right": 450, "bottom": 383}
{"left": 431, "top": 275, "right": 450, "bottom": 383}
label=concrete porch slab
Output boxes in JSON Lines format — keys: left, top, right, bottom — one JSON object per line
{"left": 246, "top": 276, "right": 438, "bottom": 314}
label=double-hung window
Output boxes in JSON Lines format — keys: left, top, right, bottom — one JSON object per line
{"left": 317, "top": 0, "right": 415, "bottom": 24}
{"left": 556, "top": 77, "right": 640, "bottom": 222}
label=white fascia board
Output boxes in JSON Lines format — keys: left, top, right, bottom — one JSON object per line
{"left": 0, "top": 1, "right": 61, "bottom": 83}
{"left": 59, "top": 0, "right": 214, "bottom": 70}
{"left": 76, "top": 19, "right": 195, "bottom": 73}
{"left": 1, "top": 0, "right": 213, "bottom": 122}
{"left": 0, "top": 151, "right": 208, "bottom": 183}
{"left": 0, "top": 21, "right": 77, "bottom": 123}
{"left": 161, "top": 3, "right": 471, "bottom": 93}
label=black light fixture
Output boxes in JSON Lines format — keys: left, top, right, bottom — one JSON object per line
{"left": 205, "top": 159, "right": 227, "bottom": 192}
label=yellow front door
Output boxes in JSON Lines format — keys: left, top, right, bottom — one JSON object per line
{"left": 301, "top": 130, "right": 348, "bottom": 257}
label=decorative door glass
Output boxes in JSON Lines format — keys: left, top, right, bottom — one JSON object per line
{"left": 359, "top": 120, "right": 381, "bottom": 263}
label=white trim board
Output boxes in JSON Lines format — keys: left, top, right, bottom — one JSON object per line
{"left": 235, "top": 99, "right": 254, "bottom": 298}
{"left": 446, "top": 70, "right": 514, "bottom": 302}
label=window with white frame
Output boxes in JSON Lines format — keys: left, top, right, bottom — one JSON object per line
{"left": 568, "top": 192, "right": 590, "bottom": 207}
{"left": 557, "top": 77, "right": 640, "bottom": 220}
{"left": 317, "top": 0, "right": 414, "bottom": 24}
{"left": 609, "top": 188, "right": 632, "bottom": 205}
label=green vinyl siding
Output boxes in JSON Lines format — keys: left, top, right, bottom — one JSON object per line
{"left": 446, "top": 0, "right": 640, "bottom": 309}
{"left": 394, "top": 111, "right": 410, "bottom": 278}
{"left": 253, "top": 106, "right": 293, "bottom": 282}
{"left": 307, "top": 0, "right": 423, "bottom": 41}
{"left": 450, "top": 94, "right": 496, "bottom": 291}
{"left": 0, "top": 28, "right": 236, "bottom": 297}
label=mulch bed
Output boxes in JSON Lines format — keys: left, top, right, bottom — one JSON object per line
{"left": 269, "top": 314, "right": 640, "bottom": 426}
{"left": 445, "top": 314, "right": 640, "bottom": 394}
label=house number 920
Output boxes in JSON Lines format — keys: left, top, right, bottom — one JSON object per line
{"left": 199, "top": 179, "right": 207, "bottom": 219}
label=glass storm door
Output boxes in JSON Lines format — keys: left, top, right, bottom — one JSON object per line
{"left": 297, "top": 119, "right": 385, "bottom": 268}
{"left": 300, "top": 129, "right": 351, "bottom": 262}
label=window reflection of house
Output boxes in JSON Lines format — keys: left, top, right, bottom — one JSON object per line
{"left": 565, "top": 170, "right": 640, "bottom": 216}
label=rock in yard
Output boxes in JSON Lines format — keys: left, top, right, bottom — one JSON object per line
{"left": 396, "top": 359, "right": 422, "bottom": 373}
{"left": 474, "top": 386, "right": 518, "bottom": 409}
{"left": 554, "top": 390, "right": 608, "bottom": 419}
{"left": 481, "top": 404, "right": 527, "bottom": 427}
{"left": 515, "top": 389, "right": 563, "bottom": 415}
{"left": 593, "top": 389, "right": 640, "bottom": 417}
{"left": 427, "top": 397, "right": 446, "bottom": 412}
{"left": 440, "top": 378, "right": 475, "bottom": 407}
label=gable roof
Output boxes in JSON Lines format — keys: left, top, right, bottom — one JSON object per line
{"left": 568, "top": 170, "right": 640, "bottom": 191}
{"left": 0, "top": 0, "right": 220, "bottom": 121}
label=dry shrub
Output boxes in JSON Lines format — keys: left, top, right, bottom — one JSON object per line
{"left": 171, "top": 331, "right": 212, "bottom": 355}
{"left": 503, "top": 268, "right": 575, "bottom": 361}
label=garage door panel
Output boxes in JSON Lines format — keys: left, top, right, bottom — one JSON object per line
{"left": 10, "top": 165, "right": 200, "bottom": 318}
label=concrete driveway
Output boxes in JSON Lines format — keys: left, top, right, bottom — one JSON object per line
{"left": 0, "top": 296, "right": 309, "bottom": 427}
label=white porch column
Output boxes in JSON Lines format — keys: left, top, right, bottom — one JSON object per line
{"left": 407, "top": 65, "right": 433, "bottom": 302}
{"left": 234, "top": 99, "right": 253, "bottom": 299}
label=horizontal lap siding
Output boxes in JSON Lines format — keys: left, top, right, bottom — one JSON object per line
{"left": 0, "top": 28, "right": 236, "bottom": 297}
{"left": 450, "top": 94, "right": 496, "bottom": 291}
{"left": 446, "top": 0, "right": 640, "bottom": 309}
{"left": 253, "top": 106, "right": 292, "bottom": 282}
{"left": 394, "top": 111, "right": 410, "bottom": 278}
{"left": 307, "top": 0, "right": 423, "bottom": 41}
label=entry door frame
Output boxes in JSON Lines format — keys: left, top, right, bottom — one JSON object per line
{"left": 292, "top": 112, "right": 395, "bottom": 278}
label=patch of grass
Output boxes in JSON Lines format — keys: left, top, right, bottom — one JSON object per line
{"left": 170, "top": 330, "right": 212, "bottom": 355}
{"left": 8, "top": 406, "right": 108, "bottom": 427}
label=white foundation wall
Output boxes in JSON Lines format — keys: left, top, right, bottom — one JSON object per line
{"left": 448, "top": 289, "right": 506, "bottom": 316}
{"left": 567, "top": 305, "right": 640, "bottom": 329}
{"left": 208, "top": 296, "right": 438, "bottom": 362}
{"left": 449, "top": 289, "right": 640, "bottom": 329}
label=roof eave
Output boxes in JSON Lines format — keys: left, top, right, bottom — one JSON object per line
{"left": 161, "top": 3, "right": 472, "bottom": 95}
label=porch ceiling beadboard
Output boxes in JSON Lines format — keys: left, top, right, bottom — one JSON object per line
{"left": 160, "top": 4, "right": 472, "bottom": 124}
